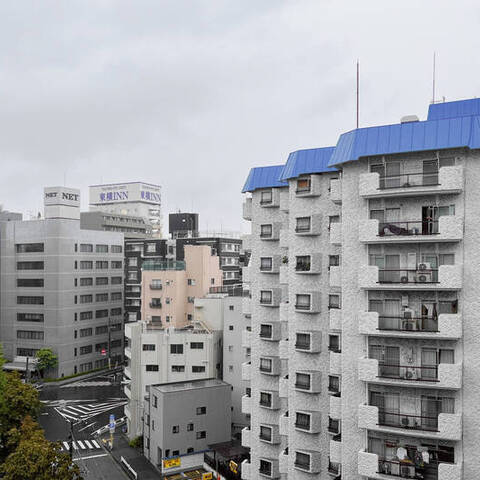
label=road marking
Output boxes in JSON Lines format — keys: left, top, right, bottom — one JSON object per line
{"left": 77, "top": 440, "right": 86, "bottom": 450}
{"left": 78, "top": 421, "right": 97, "bottom": 432}
{"left": 72, "top": 442, "right": 78, "bottom": 450}
{"left": 73, "top": 453, "right": 108, "bottom": 461}
{"left": 91, "top": 440, "right": 100, "bottom": 448}
{"left": 84, "top": 440, "right": 93, "bottom": 449}
{"left": 63, "top": 442, "right": 70, "bottom": 451}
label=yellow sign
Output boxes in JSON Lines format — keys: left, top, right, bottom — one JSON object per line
{"left": 163, "top": 457, "right": 181, "bottom": 469}
{"left": 202, "top": 473, "right": 213, "bottom": 480}
{"left": 229, "top": 460, "right": 238, "bottom": 474}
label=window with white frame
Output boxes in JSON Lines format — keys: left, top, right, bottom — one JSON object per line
{"left": 295, "top": 217, "right": 311, "bottom": 233}
{"left": 260, "top": 290, "right": 272, "bottom": 304}
{"left": 295, "top": 294, "right": 311, "bottom": 310}
{"left": 260, "top": 189, "right": 273, "bottom": 205}
{"left": 260, "top": 257, "right": 273, "bottom": 271}
{"left": 260, "top": 224, "right": 273, "bottom": 238}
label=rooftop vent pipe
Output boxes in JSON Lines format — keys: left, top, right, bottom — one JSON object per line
{"left": 401, "top": 115, "right": 420, "bottom": 124}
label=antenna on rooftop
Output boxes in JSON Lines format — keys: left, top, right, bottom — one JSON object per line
{"left": 432, "top": 52, "right": 436, "bottom": 104}
{"left": 356, "top": 59, "right": 360, "bottom": 129}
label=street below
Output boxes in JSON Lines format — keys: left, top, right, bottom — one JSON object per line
{"left": 38, "top": 371, "right": 131, "bottom": 479}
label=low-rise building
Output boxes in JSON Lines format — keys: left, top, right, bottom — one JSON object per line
{"left": 144, "top": 379, "right": 232, "bottom": 476}
{"left": 124, "top": 322, "right": 222, "bottom": 439}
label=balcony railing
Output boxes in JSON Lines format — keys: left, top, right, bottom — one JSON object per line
{"left": 378, "top": 171, "right": 440, "bottom": 190}
{"left": 295, "top": 226, "right": 311, "bottom": 233}
{"left": 376, "top": 410, "right": 439, "bottom": 431}
{"left": 296, "top": 262, "right": 311, "bottom": 272}
{"left": 149, "top": 284, "right": 162, "bottom": 290}
{"left": 378, "top": 363, "right": 439, "bottom": 381}
{"left": 378, "top": 220, "right": 439, "bottom": 236}
{"left": 378, "top": 459, "right": 418, "bottom": 478}
{"left": 295, "top": 304, "right": 311, "bottom": 311}
{"left": 294, "top": 421, "right": 310, "bottom": 431}
{"left": 328, "top": 459, "right": 341, "bottom": 476}
{"left": 294, "top": 461, "right": 310, "bottom": 471}
{"left": 295, "top": 342, "right": 311, "bottom": 351}
{"left": 378, "top": 269, "right": 439, "bottom": 284}
{"left": 143, "top": 260, "right": 185, "bottom": 271}
{"left": 378, "top": 315, "right": 439, "bottom": 332}
{"left": 295, "top": 382, "right": 311, "bottom": 390}
{"left": 149, "top": 302, "right": 162, "bottom": 309}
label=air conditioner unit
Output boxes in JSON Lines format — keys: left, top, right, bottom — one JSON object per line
{"left": 400, "top": 276, "right": 409, "bottom": 283}
{"left": 403, "top": 320, "right": 414, "bottom": 330}
{"left": 403, "top": 308, "right": 414, "bottom": 319}
{"left": 416, "top": 271, "right": 432, "bottom": 283}
{"left": 401, "top": 295, "right": 409, "bottom": 307}
{"left": 418, "top": 262, "right": 432, "bottom": 271}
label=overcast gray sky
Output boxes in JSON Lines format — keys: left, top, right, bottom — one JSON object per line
{"left": 1, "top": 0, "right": 479, "bottom": 234}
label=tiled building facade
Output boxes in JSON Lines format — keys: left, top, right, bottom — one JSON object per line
{"left": 240, "top": 98, "right": 480, "bottom": 479}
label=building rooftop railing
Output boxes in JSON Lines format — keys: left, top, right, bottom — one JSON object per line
{"left": 209, "top": 285, "right": 249, "bottom": 297}
{"left": 142, "top": 260, "right": 185, "bottom": 271}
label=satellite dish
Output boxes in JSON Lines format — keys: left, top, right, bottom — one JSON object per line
{"left": 397, "top": 447, "right": 407, "bottom": 460}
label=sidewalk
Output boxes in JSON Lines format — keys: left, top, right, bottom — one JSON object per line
{"left": 101, "top": 431, "right": 160, "bottom": 479}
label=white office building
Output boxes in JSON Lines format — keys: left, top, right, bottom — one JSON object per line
{"left": 0, "top": 187, "right": 124, "bottom": 377}
{"left": 89, "top": 182, "right": 162, "bottom": 237}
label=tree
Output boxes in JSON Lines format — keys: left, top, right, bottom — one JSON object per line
{"left": 35, "top": 348, "right": 58, "bottom": 378}
{"left": 1, "top": 416, "right": 82, "bottom": 480}
{"left": 0, "top": 371, "right": 41, "bottom": 461}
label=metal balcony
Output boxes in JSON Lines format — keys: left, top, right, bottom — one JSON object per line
{"left": 360, "top": 216, "right": 463, "bottom": 244}
{"left": 358, "top": 357, "right": 462, "bottom": 389}
{"left": 359, "top": 311, "right": 462, "bottom": 340}
{"left": 359, "top": 165, "right": 464, "bottom": 199}
{"left": 358, "top": 451, "right": 462, "bottom": 480}
{"left": 358, "top": 404, "right": 462, "bottom": 440}
{"left": 359, "top": 265, "right": 462, "bottom": 291}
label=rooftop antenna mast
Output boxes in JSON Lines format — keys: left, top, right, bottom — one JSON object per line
{"left": 356, "top": 59, "right": 360, "bottom": 128}
{"left": 432, "top": 52, "right": 436, "bottom": 104}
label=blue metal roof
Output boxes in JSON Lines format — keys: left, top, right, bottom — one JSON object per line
{"left": 278, "top": 147, "right": 337, "bottom": 181}
{"left": 329, "top": 114, "right": 480, "bottom": 167}
{"left": 242, "top": 165, "right": 286, "bottom": 193}
{"left": 428, "top": 98, "right": 480, "bottom": 121}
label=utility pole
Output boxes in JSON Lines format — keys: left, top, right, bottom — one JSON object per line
{"left": 25, "top": 356, "right": 29, "bottom": 383}
{"left": 108, "top": 317, "right": 111, "bottom": 370}
{"left": 68, "top": 419, "right": 74, "bottom": 460}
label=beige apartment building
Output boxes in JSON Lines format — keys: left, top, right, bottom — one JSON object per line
{"left": 124, "top": 244, "right": 224, "bottom": 438}
{"left": 141, "top": 245, "right": 223, "bottom": 328}
{"left": 241, "top": 98, "right": 480, "bottom": 480}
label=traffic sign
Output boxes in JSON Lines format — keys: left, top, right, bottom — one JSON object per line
{"left": 109, "top": 414, "right": 115, "bottom": 432}
{"left": 101, "top": 349, "right": 107, "bottom": 356}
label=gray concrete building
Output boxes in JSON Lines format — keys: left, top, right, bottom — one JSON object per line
{"left": 80, "top": 210, "right": 150, "bottom": 238}
{"left": 144, "top": 379, "right": 231, "bottom": 474}
{"left": 241, "top": 98, "right": 477, "bottom": 480}
{"left": 0, "top": 187, "right": 124, "bottom": 377}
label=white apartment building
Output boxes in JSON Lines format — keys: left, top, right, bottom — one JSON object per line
{"left": 196, "top": 287, "right": 251, "bottom": 435}
{"left": 125, "top": 287, "right": 250, "bottom": 441}
{"left": 124, "top": 321, "right": 222, "bottom": 439}
{"left": 241, "top": 98, "right": 478, "bottom": 480}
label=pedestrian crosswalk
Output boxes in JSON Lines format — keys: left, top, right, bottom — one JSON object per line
{"left": 60, "top": 380, "right": 113, "bottom": 388}
{"left": 53, "top": 398, "right": 127, "bottom": 424}
{"left": 60, "top": 438, "right": 102, "bottom": 452}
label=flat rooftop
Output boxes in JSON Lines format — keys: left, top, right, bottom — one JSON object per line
{"left": 150, "top": 378, "right": 229, "bottom": 394}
